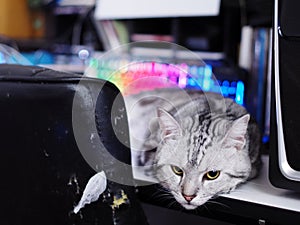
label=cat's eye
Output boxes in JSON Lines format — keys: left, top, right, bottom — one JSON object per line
{"left": 171, "top": 165, "right": 183, "bottom": 176}
{"left": 205, "top": 170, "right": 220, "bottom": 180}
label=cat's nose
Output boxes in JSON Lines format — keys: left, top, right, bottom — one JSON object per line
{"left": 182, "top": 194, "right": 196, "bottom": 202}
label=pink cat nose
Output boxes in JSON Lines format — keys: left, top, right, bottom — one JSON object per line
{"left": 183, "top": 194, "right": 196, "bottom": 202}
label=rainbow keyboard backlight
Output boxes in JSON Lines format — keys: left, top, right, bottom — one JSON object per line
{"left": 88, "top": 58, "right": 245, "bottom": 105}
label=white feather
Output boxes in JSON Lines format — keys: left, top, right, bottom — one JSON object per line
{"left": 73, "top": 171, "right": 107, "bottom": 214}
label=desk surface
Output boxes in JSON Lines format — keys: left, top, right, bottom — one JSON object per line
{"left": 134, "top": 155, "right": 300, "bottom": 213}
{"left": 220, "top": 155, "right": 300, "bottom": 212}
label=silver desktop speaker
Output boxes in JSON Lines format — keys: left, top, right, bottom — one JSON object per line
{"left": 270, "top": 0, "right": 300, "bottom": 190}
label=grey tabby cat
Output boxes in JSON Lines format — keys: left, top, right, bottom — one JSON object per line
{"left": 125, "top": 88, "right": 261, "bottom": 210}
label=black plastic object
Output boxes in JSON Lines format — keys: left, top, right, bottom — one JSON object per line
{"left": 269, "top": 0, "right": 300, "bottom": 191}
{"left": 279, "top": 0, "right": 300, "bottom": 37}
{"left": 0, "top": 64, "right": 148, "bottom": 225}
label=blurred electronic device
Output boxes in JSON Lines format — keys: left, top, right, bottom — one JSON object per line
{"left": 270, "top": 0, "right": 300, "bottom": 190}
{"left": 94, "top": 0, "right": 220, "bottom": 20}
{"left": 87, "top": 53, "right": 246, "bottom": 106}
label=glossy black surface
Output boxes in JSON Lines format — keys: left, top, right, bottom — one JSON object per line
{"left": 280, "top": 0, "right": 300, "bottom": 37}
{"left": 269, "top": 0, "right": 300, "bottom": 190}
{"left": 0, "top": 64, "right": 148, "bottom": 225}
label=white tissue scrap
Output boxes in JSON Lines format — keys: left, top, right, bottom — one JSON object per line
{"left": 73, "top": 171, "right": 107, "bottom": 214}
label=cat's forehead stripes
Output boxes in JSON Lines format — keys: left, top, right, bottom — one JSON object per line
{"left": 185, "top": 113, "right": 214, "bottom": 166}
{"left": 185, "top": 113, "right": 232, "bottom": 166}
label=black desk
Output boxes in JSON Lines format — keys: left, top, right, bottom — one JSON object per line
{"left": 135, "top": 156, "right": 300, "bottom": 225}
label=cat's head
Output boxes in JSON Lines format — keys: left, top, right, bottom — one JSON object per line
{"left": 153, "top": 108, "right": 251, "bottom": 210}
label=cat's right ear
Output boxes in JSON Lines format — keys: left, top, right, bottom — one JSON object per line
{"left": 222, "top": 114, "right": 250, "bottom": 151}
{"left": 157, "top": 108, "right": 182, "bottom": 139}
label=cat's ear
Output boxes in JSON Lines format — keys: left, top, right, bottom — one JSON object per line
{"left": 222, "top": 114, "right": 250, "bottom": 151}
{"left": 157, "top": 108, "right": 182, "bottom": 139}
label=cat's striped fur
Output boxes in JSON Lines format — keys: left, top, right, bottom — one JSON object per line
{"left": 125, "top": 88, "right": 262, "bottom": 209}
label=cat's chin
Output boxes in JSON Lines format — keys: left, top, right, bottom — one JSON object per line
{"left": 177, "top": 196, "right": 211, "bottom": 210}
{"left": 181, "top": 203, "right": 198, "bottom": 210}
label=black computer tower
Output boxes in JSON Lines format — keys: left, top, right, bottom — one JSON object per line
{"left": 270, "top": 0, "right": 300, "bottom": 190}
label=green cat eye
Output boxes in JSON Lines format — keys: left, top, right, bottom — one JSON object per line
{"left": 205, "top": 170, "right": 220, "bottom": 180}
{"left": 171, "top": 165, "right": 183, "bottom": 176}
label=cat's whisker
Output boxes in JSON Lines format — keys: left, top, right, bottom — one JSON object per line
{"left": 154, "top": 187, "right": 172, "bottom": 196}
{"left": 154, "top": 194, "right": 173, "bottom": 202}
{"left": 202, "top": 204, "right": 211, "bottom": 214}
{"left": 148, "top": 190, "right": 163, "bottom": 199}
{"left": 156, "top": 192, "right": 172, "bottom": 197}
{"left": 148, "top": 186, "right": 177, "bottom": 204}
{"left": 156, "top": 187, "right": 170, "bottom": 193}
{"left": 166, "top": 200, "right": 178, "bottom": 209}
{"left": 150, "top": 193, "right": 171, "bottom": 201}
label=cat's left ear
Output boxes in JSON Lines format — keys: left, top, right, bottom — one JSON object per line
{"left": 157, "top": 108, "right": 182, "bottom": 139}
{"left": 222, "top": 114, "right": 250, "bottom": 151}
